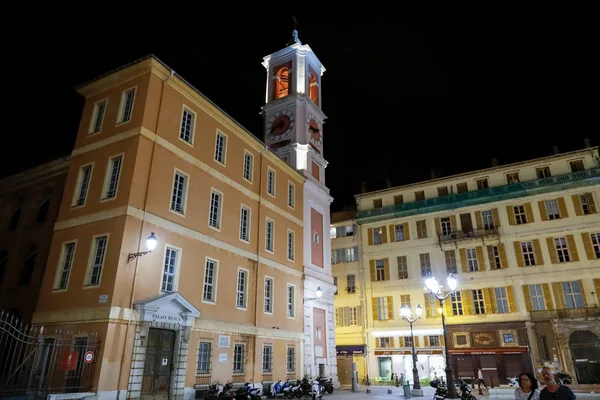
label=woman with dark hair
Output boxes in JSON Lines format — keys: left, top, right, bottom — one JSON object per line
{"left": 515, "top": 372, "right": 540, "bottom": 400}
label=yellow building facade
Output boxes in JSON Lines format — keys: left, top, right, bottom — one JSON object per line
{"left": 352, "top": 146, "right": 599, "bottom": 385}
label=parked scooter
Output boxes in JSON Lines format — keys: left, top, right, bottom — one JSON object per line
{"left": 316, "top": 376, "right": 333, "bottom": 394}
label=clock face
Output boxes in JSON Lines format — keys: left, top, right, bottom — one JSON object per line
{"left": 307, "top": 113, "right": 322, "bottom": 148}
{"left": 266, "top": 109, "right": 295, "bottom": 140}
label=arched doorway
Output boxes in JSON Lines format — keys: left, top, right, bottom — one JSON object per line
{"left": 569, "top": 331, "right": 600, "bottom": 384}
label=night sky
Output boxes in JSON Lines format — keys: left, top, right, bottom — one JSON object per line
{"left": 4, "top": 13, "right": 597, "bottom": 212}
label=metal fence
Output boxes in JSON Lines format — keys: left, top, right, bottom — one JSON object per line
{"left": 0, "top": 311, "right": 100, "bottom": 399}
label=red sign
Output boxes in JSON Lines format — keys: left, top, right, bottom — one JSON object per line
{"left": 84, "top": 351, "right": 95, "bottom": 364}
{"left": 60, "top": 351, "right": 79, "bottom": 371}
{"left": 448, "top": 347, "right": 528, "bottom": 355}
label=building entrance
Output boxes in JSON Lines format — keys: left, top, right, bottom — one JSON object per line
{"left": 141, "top": 328, "right": 176, "bottom": 400}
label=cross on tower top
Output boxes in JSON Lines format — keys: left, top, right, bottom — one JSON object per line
{"left": 287, "top": 16, "right": 302, "bottom": 46}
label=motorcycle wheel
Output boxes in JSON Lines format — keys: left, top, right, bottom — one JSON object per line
{"left": 327, "top": 387, "right": 333, "bottom": 394}
{"left": 467, "top": 395, "right": 477, "bottom": 400}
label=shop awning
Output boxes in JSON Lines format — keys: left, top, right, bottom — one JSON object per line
{"left": 448, "top": 347, "right": 528, "bottom": 355}
{"left": 336, "top": 345, "right": 366, "bottom": 355}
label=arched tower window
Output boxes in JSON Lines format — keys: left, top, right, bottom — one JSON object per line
{"left": 0, "top": 249, "right": 7, "bottom": 284}
{"left": 273, "top": 62, "right": 292, "bottom": 100}
{"left": 36, "top": 200, "right": 50, "bottom": 223}
{"left": 8, "top": 209, "right": 21, "bottom": 230}
{"left": 18, "top": 244, "right": 37, "bottom": 286}
{"left": 309, "top": 67, "right": 319, "bottom": 106}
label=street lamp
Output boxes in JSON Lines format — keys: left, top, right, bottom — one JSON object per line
{"left": 400, "top": 304, "right": 423, "bottom": 396}
{"left": 303, "top": 286, "right": 322, "bottom": 303}
{"left": 128, "top": 232, "right": 158, "bottom": 262}
{"left": 425, "top": 273, "right": 459, "bottom": 399}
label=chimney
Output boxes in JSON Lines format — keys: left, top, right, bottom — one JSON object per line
{"left": 584, "top": 137, "right": 591, "bottom": 148}
{"left": 553, "top": 145, "right": 560, "bottom": 155}
{"left": 359, "top": 181, "right": 367, "bottom": 194}
{"left": 491, "top": 157, "right": 499, "bottom": 167}
{"left": 430, "top": 167, "right": 439, "bottom": 180}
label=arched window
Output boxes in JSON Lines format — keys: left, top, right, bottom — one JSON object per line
{"left": 309, "top": 68, "right": 319, "bottom": 106}
{"left": 273, "top": 62, "right": 292, "bottom": 100}
{"left": 36, "top": 200, "right": 50, "bottom": 223}
{"left": 9, "top": 209, "right": 21, "bottom": 230}
{"left": 18, "top": 244, "right": 37, "bottom": 286}
{"left": 570, "top": 330, "right": 600, "bottom": 384}
{"left": 0, "top": 250, "right": 7, "bottom": 284}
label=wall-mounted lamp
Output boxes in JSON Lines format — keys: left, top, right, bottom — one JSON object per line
{"left": 303, "top": 287, "right": 322, "bottom": 303}
{"left": 128, "top": 232, "right": 158, "bottom": 263}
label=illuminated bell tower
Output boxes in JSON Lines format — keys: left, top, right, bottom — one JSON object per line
{"left": 261, "top": 28, "right": 328, "bottom": 187}
{"left": 262, "top": 26, "right": 337, "bottom": 386}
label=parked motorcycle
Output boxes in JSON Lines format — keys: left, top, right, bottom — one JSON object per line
{"left": 316, "top": 376, "right": 333, "bottom": 394}
{"left": 456, "top": 379, "right": 476, "bottom": 400}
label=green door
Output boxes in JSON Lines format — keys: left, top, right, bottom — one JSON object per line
{"left": 141, "top": 329, "right": 176, "bottom": 400}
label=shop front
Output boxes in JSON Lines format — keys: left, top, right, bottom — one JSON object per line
{"left": 374, "top": 350, "right": 445, "bottom": 383}
{"left": 336, "top": 345, "right": 366, "bottom": 385}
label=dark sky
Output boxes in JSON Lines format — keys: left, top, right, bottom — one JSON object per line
{"left": 3, "top": 12, "right": 597, "bottom": 212}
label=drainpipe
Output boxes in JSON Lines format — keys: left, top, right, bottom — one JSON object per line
{"left": 355, "top": 219, "right": 371, "bottom": 382}
{"left": 252, "top": 145, "right": 268, "bottom": 384}
{"left": 116, "top": 67, "right": 174, "bottom": 400}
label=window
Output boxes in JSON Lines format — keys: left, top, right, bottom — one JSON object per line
{"left": 440, "top": 217, "right": 452, "bottom": 236}
{"left": 102, "top": 154, "right": 123, "bottom": 200}
{"left": 591, "top": 233, "right": 600, "bottom": 258}
{"left": 482, "top": 210, "right": 494, "bottom": 230}
{"left": 420, "top": 253, "right": 432, "bottom": 276}
{"left": 375, "top": 260, "right": 385, "bottom": 281}
{"left": 0, "top": 251, "right": 7, "bottom": 285}
{"left": 331, "top": 246, "right": 359, "bottom": 264}
{"left": 377, "top": 297, "right": 389, "bottom": 320}
{"left": 476, "top": 178, "right": 489, "bottom": 189}
{"left": 536, "top": 166, "right": 551, "bottom": 179}
{"left": 179, "top": 107, "right": 195, "bottom": 144}
{"left": 264, "top": 277, "right": 273, "bottom": 313}
{"left": 467, "top": 249, "right": 479, "bottom": 271}
{"left": 87, "top": 236, "right": 107, "bottom": 286}
{"left": 579, "top": 194, "right": 597, "bottom": 215}
{"left": 203, "top": 259, "right": 217, "bottom": 303}
{"left": 347, "top": 274, "right": 356, "bottom": 293}
{"left": 335, "top": 306, "right": 361, "bottom": 326}
{"left": 373, "top": 199, "right": 382, "bottom": 208}
{"left": 506, "top": 172, "right": 520, "bottom": 184}
{"left": 233, "top": 343, "right": 245, "bottom": 373}
{"left": 161, "top": 246, "right": 178, "bottom": 292}
{"left": 287, "top": 182, "right": 295, "bottom": 208}
{"left": 236, "top": 269, "right": 248, "bottom": 309}
{"left": 265, "top": 219, "right": 274, "bottom": 252}
{"left": 287, "top": 284, "right": 295, "bottom": 317}
{"left": 397, "top": 256, "right": 408, "bottom": 279}
{"left": 89, "top": 99, "right": 106, "bottom": 134}
{"left": 529, "top": 284, "right": 546, "bottom": 311}
{"left": 373, "top": 227, "right": 383, "bottom": 244}
{"left": 394, "top": 224, "right": 405, "bottom": 241}
{"left": 239, "top": 206, "right": 250, "bottom": 242}
{"left": 208, "top": 190, "right": 222, "bottom": 229}
{"left": 438, "top": 186, "right": 449, "bottom": 197}
{"left": 73, "top": 164, "right": 92, "bottom": 207}
{"left": 287, "top": 230, "right": 295, "bottom": 261}
{"left": 394, "top": 195, "right": 404, "bottom": 205}
{"left": 170, "top": 171, "right": 187, "bottom": 214}
{"left": 267, "top": 168, "right": 275, "bottom": 195}
{"left": 309, "top": 67, "right": 319, "bottom": 105}
{"left": 514, "top": 205, "right": 527, "bottom": 224}
{"left": 495, "top": 287, "right": 509, "bottom": 313}
{"left": 416, "top": 220, "right": 428, "bottom": 239}
{"left": 117, "top": 88, "right": 135, "bottom": 123}
{"left": 445, "top": 251, "right": 457, "bottom": 274}
{"left": 287, "top": 346, "right": 296, "bottom": 372}
{"left": 19, "top": 245, "right": 37, "bottom": 286}
{"left": 330, "top": 227, "right": 337, "bottom": 239}
{"left": 554, "top": 238, "right": 570, "bottom": 263}
{"left": 214, "top": 132, "right": 227, "bottom": 164}
{"left": 487, "top": 245, "right": 502, "bottom": 269}
{"left": 569, "top": 160, "right": 585, "bottom": 172}
{"left": 36, "top": 200, "right": 50, "bottom": 223}
{"left": 400, "top": 294, "right": 411, "bottom": 309}
{"left": 197, "top": 342, "right": 211, "bottom": 374}
{"left": 473, "top": 290, "right": 485, "bottom": 314}
{"left": 334, "top": 277, "right": 338, "bottom": 295}
{"left": 545, "top": 199, "right": 560, "bottom": 220}
{"left": 521, "top": 241, "right": 536, "bottom": 266}
{"left": 243, "top": 151, "right": 253, "bottom": 182}
{"left": 262, "top": 345, "right": 272, "bottom": 372}
{"left": 379, "top": 337, "right": 391, "bottom": 348}
{"left": 429, "top": 336, "right": 440, "bottom": 346}
{"left": 451, "top": 292, "right": 463, "bottom": 316}
{"left": 8, "top": 209, "right": 21, "bottom": 230}
{"left": 456, "top": 182, "right": 468, "bottom": 193}
{"left": 55, "top": 242, "right": 76, "bottom": 290}
{"left": 415, "top": 191, "right": 425, "bottom": 201}
{"left": 428, "top": 293, "right": 438, "bottom": 317}
{"left": 563, "top": 281, "right": 584, "bottom": 309}
{"left": 403, "top": 337, "right": 412, "bottom": 348}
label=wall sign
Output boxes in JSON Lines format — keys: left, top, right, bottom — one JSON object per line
{"left": 218, "top": 335, "right": 230, "bottom": 348}
{"left": 98, "top": 295, "right": 109, "bottom": 304}
{"left": 219, "top": 353, "right": 228, "bottom": 363}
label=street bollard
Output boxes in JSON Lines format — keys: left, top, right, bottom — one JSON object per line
{"left": 388, "top": 388, "right": 393, "bottom": 394}
{"left": 366, "top": 388, "right": 371, "bottom": 393}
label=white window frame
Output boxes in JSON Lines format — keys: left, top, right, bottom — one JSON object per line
{"left": 179, "top": 105, "right": 196, "bottom": 146}
{"left": 208, "top": 188, "right": 223, "bottom": 231}
{"left": 262, "top": 344, "right": 272, "bottom": 372}
{"left": 236, "top": 267, "right": 249, "bottom": 310}
{"left": 239, "top": 204, "right": 251, "bottom": 243}
{"left": 286, "top": 346, "right": 296, "bottom": 372}
{"left": 116, "top": 86, "right": 136, "bottom": 124}
{"left": 169, "top": 169, "right": 189, "bottom": 216}
{"left": 265, "top": 218, "right": 274, "bottom": 253}
{"left": 160, "top": 245, "right": 182, "bottom": 293}
{"left": 264, "top": 276, "right": 274, "bottom": 314}
{"left": 529, "top": 284, "right": 546, "bottom": 311}
{"left": 494, "top": 287, "right": 509, "bottom": 313}
{"left": 202, "top": 257, "right": 219, "bottom": 304}
{"left": 287, "top": 229, "right": 295, "bottom": 261}
{"left": 267, "top": 167, "right": 276, "bottom": 196}
{"left": 521, "top": 241, "right": 536, "bottom": 266}
{"left": 466, "top": 248, "right": 479, "bottom": 271}
{"left": 243, "top": 150, "right": 254, "bottom": 183}
{"left": 287, "top": 181, "right": 295, "bottom": 209}
{"left": 514, "top": 205, "right": 527, "bottom": 224}
{"left": 472, "top": 289, "right": 486, "bottom": 314}
{"left": 72, "top": 163, "right": 94, "bottom": 208}
{"left": 287, "top": 283, "right": 295, "bottom": 318}
{"left": 53, "top": 240, "right": 77, "bottom": 292}
{"left": 233, "top": 343, "right": 245, "bottom": 373}
{"left": 214, "top": 130, "right": 228, "bottom": 166}
{"left": 88, "top": 98, "right": 107, "bottom": 134}
{"left": 377, "top": 297, "right": 389, "bottom": 320}
{"left": 84, "top": 233, "right": 109, "bottom": 287}
{"left": 554, "top": 237, "right": 571, "bottom": 263}
{"left": 101, "top": 153, "right": 124, "bottom": 202}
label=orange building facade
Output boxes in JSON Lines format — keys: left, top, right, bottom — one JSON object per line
{"left": 31, "top": 31, "right": 336, "bottom": 400}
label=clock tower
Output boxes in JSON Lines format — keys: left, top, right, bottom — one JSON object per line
{"left": 261, "top": 28, "right": 337, "bottom": 386}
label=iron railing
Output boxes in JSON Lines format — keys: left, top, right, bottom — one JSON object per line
{"left": 530, "top": 307, "right": 600, "bottom": 321}
{"left": 438, "top": 228, "right": 499, "bottom": 243}
{"left": 0, "top": 311, "right": 99, "bottom": 399}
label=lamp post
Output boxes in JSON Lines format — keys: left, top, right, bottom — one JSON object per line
{"left": 425, "top": 274, "right": 459, "bottom": 399}
{"left": 400, "top": 303, "right": 423, "bottom": 396}
{"left": 128, "top": 232, "right": 158, "bottom": 262}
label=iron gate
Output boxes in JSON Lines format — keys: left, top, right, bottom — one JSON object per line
{"left": 0, "top": 311, "right": 100, "bottom": 399}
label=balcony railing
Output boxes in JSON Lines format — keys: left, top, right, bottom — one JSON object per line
{"left": 357, "top": 167, "right": 600, "bottom": 222}
{"left": 438, "top": 228, "right": 499, "bottom": 243}
{"left": 530, "top": 307, "right": 600, "bottom": 321}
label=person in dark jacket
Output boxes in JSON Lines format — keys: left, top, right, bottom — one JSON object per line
{"left": 539, "top": 367, "right": 576, "bottom": 400}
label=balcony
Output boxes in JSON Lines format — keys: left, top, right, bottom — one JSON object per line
{"left": 530, "top": 307, "right": 600, "bottom": 321}
{"left": 356, "top": 167, "right": 600, "bottom": 223}
{"left": 438, "top": 228, "right": 499, "bottom": 245}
